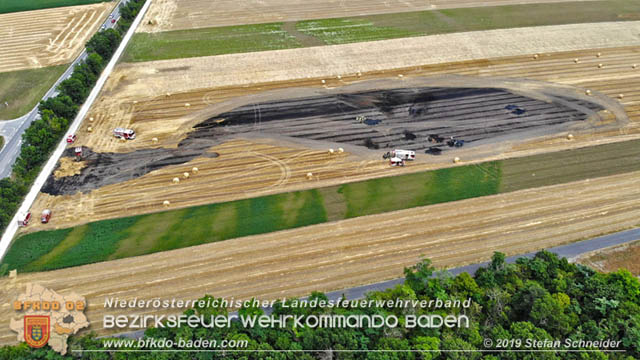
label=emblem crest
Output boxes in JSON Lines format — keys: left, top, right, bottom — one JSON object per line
{"left": 24, "top": 315, "right": 50, "bottom": 348}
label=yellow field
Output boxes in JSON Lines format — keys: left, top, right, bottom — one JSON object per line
{"left": 139, "top": 0, "right": 594, "bottom": 31}
{"left": 0, "top": 3, "right": 113, "bottom": 73}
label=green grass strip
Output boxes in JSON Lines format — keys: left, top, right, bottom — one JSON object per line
{"left": 121, "top": 23, "right": 302, "bottom": 62}
{"left": 122, "top": 0, "right": 640, "bottom": 62}
{"left": 0, "top": 65, "right": 67, "bottom": 120}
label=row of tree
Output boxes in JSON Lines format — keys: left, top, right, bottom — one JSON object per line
{"left": 1, "top": 251, "right": 638, "bottom": 359}
{"left": 0, "top": 0, "right": 146, "bottom": 237}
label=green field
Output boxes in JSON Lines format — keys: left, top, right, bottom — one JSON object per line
{"left": 121, "top": 23, "right": 302, "bottom": 62}
{"left": 0, "top": 65, "right": 67, "bottom": 120}
{"left": 1, "top": 164, "right": 499, "bottom": 272}
{"left": 0, "top": 0, "right": 110, "bottom": 14}
{"left": 3, "top": 139, "right": 640, "bottom": 273}
{"left": 122, "top": 0, "right": 640, "bottom": 62}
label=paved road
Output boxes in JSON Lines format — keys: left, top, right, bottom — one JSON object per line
{"left": 323, "top": 227, "right": 640, "bottom": 302}
{"left": 110, "top": 227, "right": 640, "bottom": 340}
{"left": 0, "top": 0, "right": 126, "bottom": 179}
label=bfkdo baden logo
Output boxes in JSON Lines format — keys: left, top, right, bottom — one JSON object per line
{"left": 24, "top": 315, "right": 50, "bottom": 348}
{"left": 10, "top": 283, "right": 89, "bottom": 355}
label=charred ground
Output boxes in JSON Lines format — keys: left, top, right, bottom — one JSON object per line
{"left": 42, "top": 143, "right": 219, "bottom": 195}
{"left": 43, "top": 84, "right": 610, "bottom": 196}
{"left": 196, "top": 86, "right": 604, "bottom": 151}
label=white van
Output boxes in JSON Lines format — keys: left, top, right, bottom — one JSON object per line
{"left": 389, "top": 157, "right": 405, "bottom": 167}
{"left": 392, "top": 149, "right": 415, "bottom": 161}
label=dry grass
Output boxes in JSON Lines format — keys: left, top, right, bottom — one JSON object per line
{"left": 577, "top": 240, "right": 640, "bottom": 276}
{"left": 53, "top": 157, "right": 86, "bottom": 178}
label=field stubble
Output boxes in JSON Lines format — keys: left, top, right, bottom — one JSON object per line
{"left": 32, "top": 43, "right": 640, "bottom": 231}
{"left": 0, "top": 3, "right": 114, "bottom": 73}
{"left": 2, "top": 170, "right": 640, "bottom": 344}
{"left": 138, "top": 0, "right": 601, "bottom": 32}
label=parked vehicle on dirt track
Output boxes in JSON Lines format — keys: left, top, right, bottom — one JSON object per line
{"left": 391, "top": 149, "right": 415, "bottom": 160}
{"left": 74, "top": 147, "right": 83, "bottom": 160}
{"left": 447, "top": 137, "right": 465, "bottom": 147}
{"left": 17, "top": 212, "right": 31, "bottom": 227}
{"left": 66, "top": 134, "right": 77, "bottom": 143}
{"left": 41, "top": 209, "right": 52, "bottom": 224}
{"left": 114, "top": 128, "right": 136, "bottom": 140}
{"left": 425, "top": 147, "right": 442, "bottom": 155}
{"left": 389, "top": 157, "right": 405, "bottom": 167}
{"left": 427, "top": 134, "right": 444, "bottom": 143}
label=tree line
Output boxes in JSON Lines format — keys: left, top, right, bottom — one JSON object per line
{"left": 0, "top": 0, "right": 146, "bottom": 239}
{"left": 1, "top": 251, "right": 638, "bottom": 359}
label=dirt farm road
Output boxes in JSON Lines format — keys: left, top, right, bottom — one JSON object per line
{"left": 2, "top": 170, "right": 640, "bottom": 344}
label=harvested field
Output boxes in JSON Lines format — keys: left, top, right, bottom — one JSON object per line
{"left": 30, "top": 139, "right": 396, "bottom": 231}
{"left": 32, "top": 42, "right": 640, "bottom": 230}
{"left": 128, "top": 1, "right": 640, "bottom": 62}
{"left": 2, "top": 170, "right": 640, "bottom": 343}
{"left": 576, "top": 240, "right": 640, "bottom": 276}
{"left": 0, "top": 0, "right": 110, "bottom": 14}
{"left": 0, "top": 2, "right": 113, "bottom": 73}
{"left": 10, "top": 161, "right": 501, "bottom": 272}
{"left": 12, "top": 138, "right": 640, "bottom": 271}
{"left": 53, "top": 157, "right": 86, "bottom": 178}
{"left": 117, "top": 22, "right": 640, "bottom": 95}
{"left": 40, "top": 78, "right": 614, "bottom": 196}
{"left": 138, "top": 0, "right": 598, "bottom": 32}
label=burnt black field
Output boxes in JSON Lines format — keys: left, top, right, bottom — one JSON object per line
{"left": 195, "top": 86, "right": 604, "bottom": 151}
{"left": 43, "top": 86, "right": 606, "bottom": 196}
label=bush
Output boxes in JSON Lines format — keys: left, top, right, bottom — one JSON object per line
{"left": 86, "top": 28, "right": 121, "bottom": 59}
{"left": 39, "top": 95, "right": 78, "bottom": 120}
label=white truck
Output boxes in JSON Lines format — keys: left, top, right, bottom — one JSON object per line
{"left": 391, "top": 149, "right": 415, "bottom": 161}
{"left": 17, "top": 212, "right": 32, "bottom": 227}
{"left": 114, "top": 127, "right": 136, "bottom": 140}
{"left": 389, "top": 157, "right": 405, "bottom": 167}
